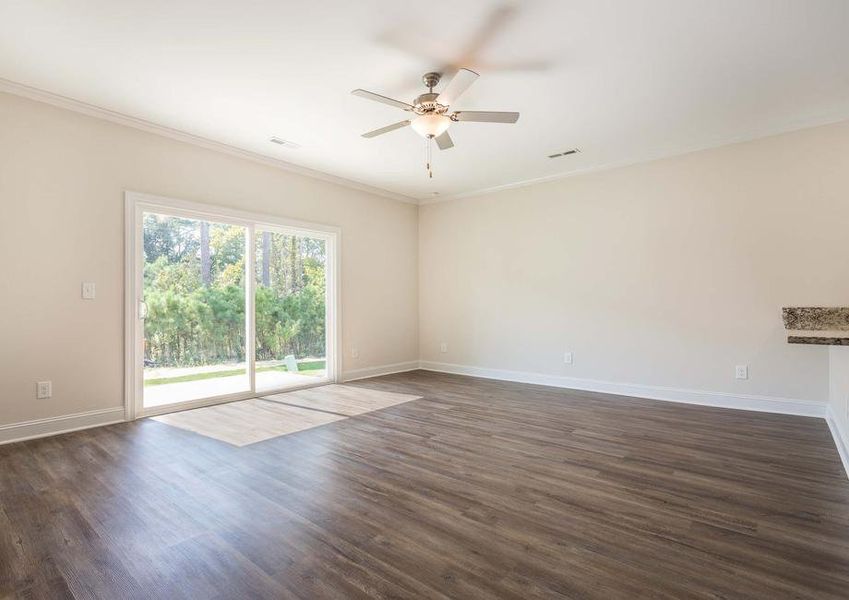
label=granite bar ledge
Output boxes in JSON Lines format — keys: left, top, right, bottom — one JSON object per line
{"left": 788, "top": 336, "right": 849, "bottom": 346}
{"left": 782, "top": 307, "right": 849, "bottom": 346}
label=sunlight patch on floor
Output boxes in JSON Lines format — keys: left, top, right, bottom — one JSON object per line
{"left": 151, "top": 384, "right": 421, "bottom": 446}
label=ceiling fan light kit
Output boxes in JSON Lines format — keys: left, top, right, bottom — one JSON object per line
{"left": 352, "top": 68, "right": 519, "bottom": 178}
{"left": 410, "top": 113, "right": 451, "bottom": 138}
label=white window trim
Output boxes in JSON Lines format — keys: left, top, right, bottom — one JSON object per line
{"left": 124, "top": 190, "right": 341, "bottom": 420}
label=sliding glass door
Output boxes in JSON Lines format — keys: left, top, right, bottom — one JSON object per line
{"left": 141, "top": 213, "right": 250, "bottom": 408}
{"left": 254, "top": 229, "right": 328, "bottom": 393}
{"left": 126, "top": 193, "right": 338, "bottom": 418}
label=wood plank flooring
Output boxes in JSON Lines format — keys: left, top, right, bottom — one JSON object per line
{"left": 1, "top": 370, "right": 848, "bottom": 599}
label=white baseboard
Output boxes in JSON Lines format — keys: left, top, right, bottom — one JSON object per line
{"left": 342, "top": 361, "right": 420, "bottom": 382}
{"left": 0, "top": 407, "right": 126, "bottom": 445}
{"left": 418, "top": 361, "right": 827, "bottom": 418}
{"left": 826, "top": 405, "right": 849, "bottom": 479}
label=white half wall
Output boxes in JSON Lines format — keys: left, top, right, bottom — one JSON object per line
{"left": 0, "top": 91, "right": 419, "bottom": 427}
{"left": 419, "top": 120, "right": 849, "bottom": 407}
{"left": 828, "top": 347, "right": 849, "bottom": 473}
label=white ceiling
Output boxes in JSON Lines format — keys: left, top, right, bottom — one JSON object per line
{"left": 2, "top": 0, "right": 849, "bottom": 202}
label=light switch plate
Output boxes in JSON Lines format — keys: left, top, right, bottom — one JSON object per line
{"left": 37, "top": 381, "right": 52, "bottom": 399}
{"left": 81, "top": 282, "right": 96, "bottom": 299}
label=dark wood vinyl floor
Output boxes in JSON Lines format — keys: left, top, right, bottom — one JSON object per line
{"left": 2, "top": 370, "right": 849, "bottom": 599}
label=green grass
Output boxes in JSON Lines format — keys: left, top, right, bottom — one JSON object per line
{"left": 144, "top": 360, "right": 326, "bottom": 386}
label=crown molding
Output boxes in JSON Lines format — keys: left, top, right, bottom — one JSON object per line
{"left": 0, "top": 77, "right": 418, "bottom": 205}
{"left": 7, "top": 77, "right": 849, "bottom": 208}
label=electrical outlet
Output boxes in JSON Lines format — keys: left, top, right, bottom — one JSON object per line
{"left": 440, "top": 342, "right": 448, "bottom": 353}
{"left": 36, "top": 381, "right": 52, "bottom": 399}
{"left": 735, "top": 365, "right": 748, "bottom": 380}
{"left": 564, "top": 352, "right": 573, "bottom": 365}
{"left": 81, "top": 282, "right": 96, "bottom": 300}
{"left": 351, "top": 347, "right": 359, "bottom": 359}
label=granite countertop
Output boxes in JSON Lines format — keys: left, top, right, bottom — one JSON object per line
{"left": 782, "top": 307, "right": 849, "bottom": 346}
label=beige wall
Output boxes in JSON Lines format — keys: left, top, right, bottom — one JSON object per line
{"left": 3, "top": 87, "right": 849, "bottom": 431}
{"left": 0, "top": 92, "right": 418, "bottom": 426}
{"left": 419, "top": 120, "right": 849, "bottom": 404}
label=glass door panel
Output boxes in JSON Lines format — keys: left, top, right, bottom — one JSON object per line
{"left": 142, "top": 212, "right": 249, "bottom": 408}
{"left": 254, "top": 229, "right": 328, "bottom": 393}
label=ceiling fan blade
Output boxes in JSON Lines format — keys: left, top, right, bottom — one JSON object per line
{"left": 436, "top": 68, "right": 479, "bottom": 106}
{"left": 453, "top": 111, "right": 519, "bottom": 123}
{"left": 361, "top": 120, "right": 411, "bottom": 138}
{"left": 460, "top": 4, "right": 518, "bottom": 65}
{"left": 434, "top": 131, "right": 454, "bottom": 150}
{"left": 351, "top": 89, "right": 412, "bottom": 111}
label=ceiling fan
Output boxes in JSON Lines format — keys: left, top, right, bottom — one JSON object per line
{"left": 351, "top": 69, "right": 519, "bottom": 177}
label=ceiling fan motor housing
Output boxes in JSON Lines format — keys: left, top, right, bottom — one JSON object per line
{"left": 412, "top": 92, "right": 447, "bottom": 116}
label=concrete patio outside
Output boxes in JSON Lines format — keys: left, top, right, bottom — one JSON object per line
{"left": 143, "top": 360, "right": 327, "bottom": 408}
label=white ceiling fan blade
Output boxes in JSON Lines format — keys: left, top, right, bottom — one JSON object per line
{"left": 361, "top": 120, "right": 411, "bottom": 138}
{"left": 434, "top": 131, "right": 454, "bottom": 150}
{"left": 459, "top": 5, "right": 518, "bottom": 65}
{"left": 436, "top": 68, "right": 479, "bottom": 106}
{"left": 351, "top": 89, "right": 412, "bottom": 111}
{"left": 453, "top": 111, "right": 519, "bottom": 123}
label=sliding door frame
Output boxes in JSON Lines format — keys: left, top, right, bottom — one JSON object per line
{"left": 124, "top": 191, "right": 341, "bottom": 420}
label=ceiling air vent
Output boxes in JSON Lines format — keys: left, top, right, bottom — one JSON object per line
{"left": 548, "top": 148, "right": 580, "bottom": 159}
{"left": 269, "top": 137, "right": 300, "bottom": 149}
